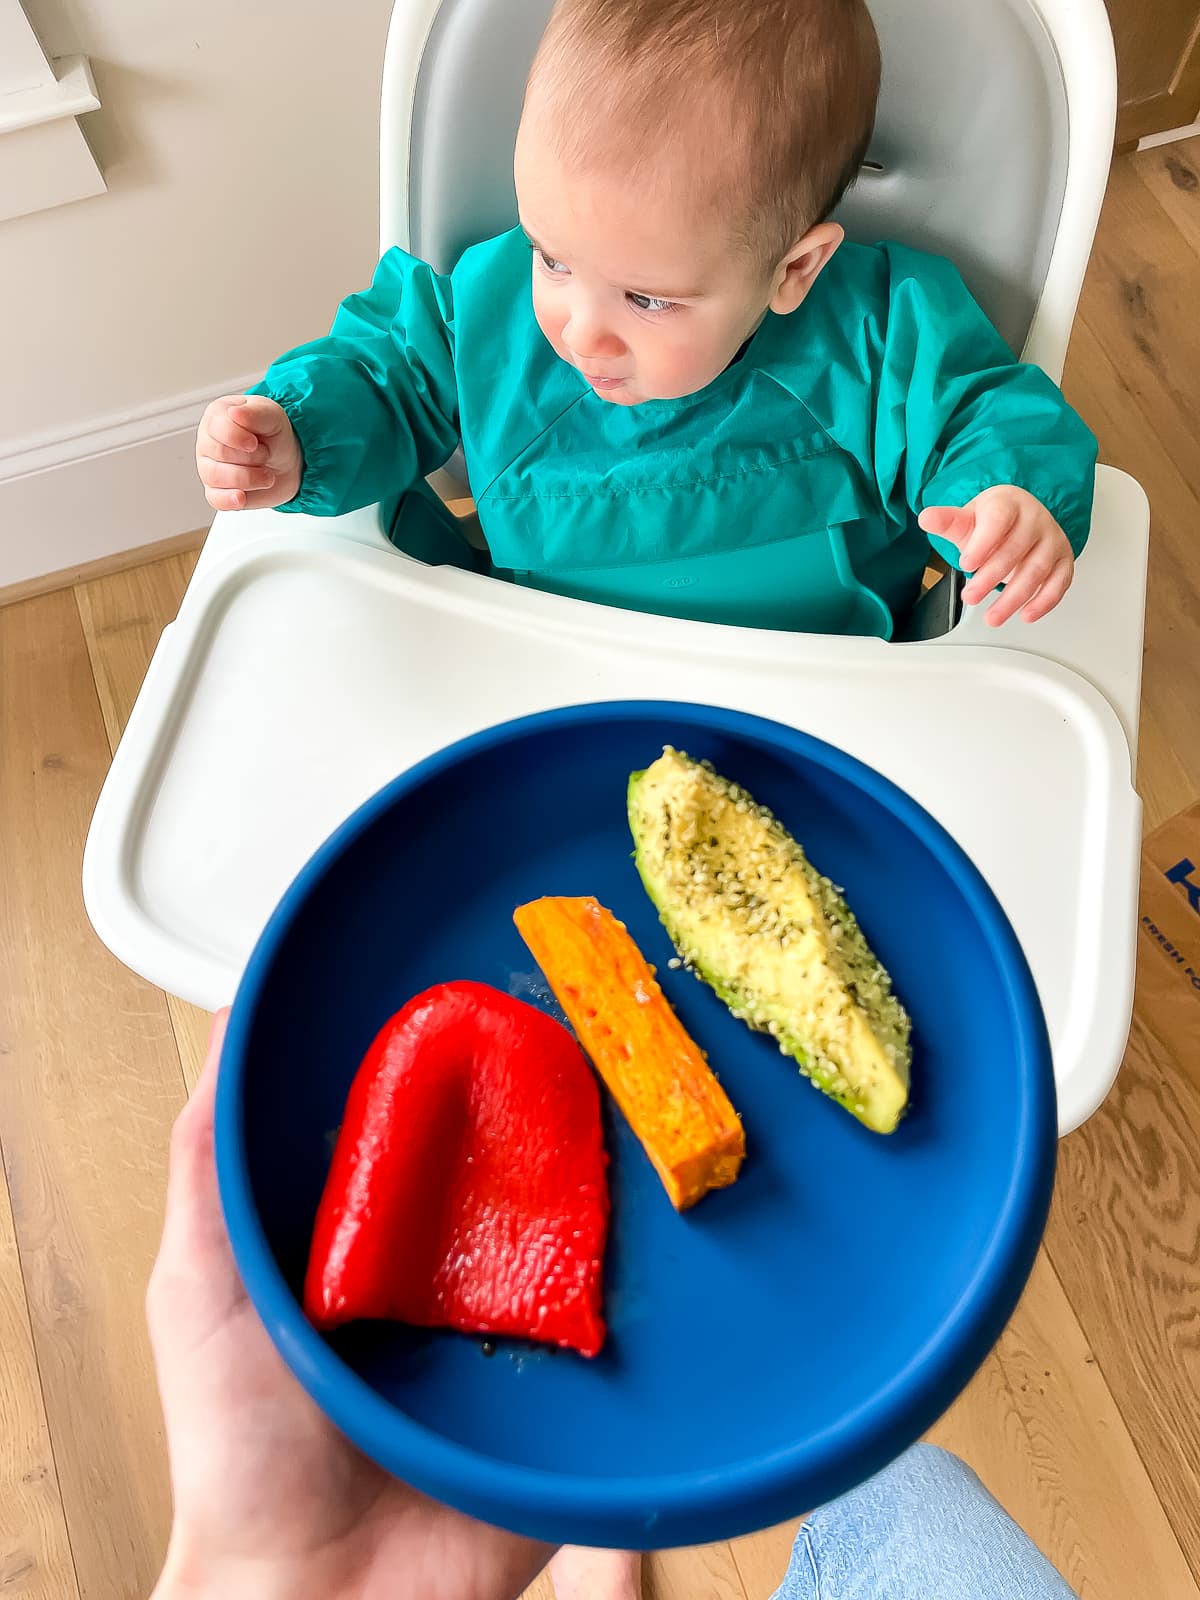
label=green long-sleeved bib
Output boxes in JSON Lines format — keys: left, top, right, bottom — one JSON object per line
{"left": 254, "top": 228, "right": 1096, "bottom": 638}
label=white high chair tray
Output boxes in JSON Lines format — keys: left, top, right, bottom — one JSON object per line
{"left": 83, "top": 525, "right": 1140, "bottom": 1136}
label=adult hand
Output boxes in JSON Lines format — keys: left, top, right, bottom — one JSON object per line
{"left": 147, "top": 1011, "right": 550, "bottom": 1600}
{"left": 919, "top": 485, "right": 1075, "bottom": 626}
{"left": 195, "top": 394, "right": 303, "bottom": 512}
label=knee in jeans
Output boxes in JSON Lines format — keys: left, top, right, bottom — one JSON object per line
{"left": 883, "top": 1442, "right": 985, "bottom": 1501}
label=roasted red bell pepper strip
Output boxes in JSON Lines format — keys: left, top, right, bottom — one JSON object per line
{"left": 304, "top": 980, "right": 609, "bottom": 1356}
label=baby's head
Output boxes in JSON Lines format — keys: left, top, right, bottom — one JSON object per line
{"left": 514, "top": 0, "right": 880, "bottom": 405}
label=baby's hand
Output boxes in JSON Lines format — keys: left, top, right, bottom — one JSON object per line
{"left": 918, "top": 486, "right": 1074, "bottom": 626}
{"left": 196, "top": 394, "right": 302, "bottom": 512}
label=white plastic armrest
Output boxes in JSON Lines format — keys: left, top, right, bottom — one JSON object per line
{"left": 933, "top": 465, "right": 1149, "bottom": 762}
{"left": 191, "top": 503, "right": 395, "bottom": 590}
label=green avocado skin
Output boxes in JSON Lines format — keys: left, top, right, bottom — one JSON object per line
{"left": 627, "top": 756, "right": 911, "bottom": 1136}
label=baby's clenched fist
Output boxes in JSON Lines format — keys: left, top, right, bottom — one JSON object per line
{"left": 196, "top": 394, "right": 302, "bottom": 512}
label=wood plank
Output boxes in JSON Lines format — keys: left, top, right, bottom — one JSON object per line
{"left": 1062, "top": 267, "right": 1200, "bottom": 827}
{"left": 1132, "top": 135, "right": 1200, "bottom": 259}
{"left": 73, "top": 551, "right": 199, "bottom": 753}
{"left": 0, "top": 1149, "right": 79, "bottom": 1600}
{"left": 0, "top": 590, "right": 185, "bottom": 1600}
{"left": 0, "top": 530, "right": 205, "bottom": 612}
{"left": 1071, "top": 157, "right": 1200, "bottom": 504}
{"left": 164, "top": 998, "right": 215, "bottom": 1095}
{"left": 646, "top": 1541, "right": 747, "bottom": 1600}
{"left": 934, "top": 1249, "right": 1199, "bottom": 1598}
{"left": 1045, "top": 998, "right": 1200, "bottom": 1575}
{"left": 1135, "top": 699, "right": 1200, "bottom": 838}
{"left": 728, "top": 1520, "right": 803, "bottom": 1598}
{"left": 75, "top": 552, "right": 214, "bottom": 1089}
{"left": 1055, "top": 190, "right": 1200, "bottom": 1591}
{"left": 522, "top": 1546, "right": 751, "bottom": 1600}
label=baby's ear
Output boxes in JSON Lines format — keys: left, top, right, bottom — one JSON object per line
{"left": 770, "top": 223, "right": 844, "bottom": 315}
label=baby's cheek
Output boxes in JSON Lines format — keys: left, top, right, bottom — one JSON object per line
{"left": 530, "top": 287, "right": 567, "bottom": 361}
{"left": 652, "top": 337, "right": 725, "bottom": 400}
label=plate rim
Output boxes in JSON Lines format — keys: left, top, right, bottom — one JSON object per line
{"left": 215, "top": 698, "right": 1056, "bottom": 1546}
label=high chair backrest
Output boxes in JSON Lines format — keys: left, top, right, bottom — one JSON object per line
{"left": 380, "top": 0, "right": 1116, "bottom": 385}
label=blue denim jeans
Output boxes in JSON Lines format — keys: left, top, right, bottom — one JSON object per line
{"left": 772, "top": 1446, "right": 1078, "bottom": 1599}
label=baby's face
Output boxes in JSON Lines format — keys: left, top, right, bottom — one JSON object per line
{"left": 515, "top": 130, "right": 777, "bottom": 406}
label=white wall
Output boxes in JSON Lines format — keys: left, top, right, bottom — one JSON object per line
{"left": 0, "top": 0, "right": 396, "bottom": 586}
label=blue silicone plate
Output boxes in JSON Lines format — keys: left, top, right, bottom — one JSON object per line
{"left": 215, "top": 701, "right": 1055, "bottom": 1548}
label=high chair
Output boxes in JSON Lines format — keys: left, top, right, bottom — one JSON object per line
{"left": 84, "top": 0, "right": 1149, "bottom": 1135}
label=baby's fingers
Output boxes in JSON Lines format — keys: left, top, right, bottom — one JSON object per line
{"left": 957, "top": 500, "right": 1023, "bottom": 574}
{"left": 205, "top": 486, "right": 249, "bottom": 511}
{"left": 229, "top": 395, "right": 290, "bottom": 440}
{"left": 236, "top": 484, "right": 292, "bottom": 511}
{"left": 204, "top": 401, "right": 262, "bottom": 455}
{"left": 1010, "top": 558, "right": 1073, "bottom": 626}
{"left": 200, "top": 460, "right": 276, "bottom": 513}
{"left": 961, "top": 529, "right": 1034, "bottom": 606}
{"left": 920, "top": 499, "right": 1023, "bottom": 602}
{"left": 199, "top": 460, "right": 277, "bottom": 494}
{"left": 205, "top": 483, "right": 290, "bottom": 513}
{"left": 982, "top": 548, "right": 1066, "bottom": 626}
{"left": 918, "top": 505, "right": 974, "bottom": 544}
{"left": 200, "top": 436, "right": 271, "bottom": 467}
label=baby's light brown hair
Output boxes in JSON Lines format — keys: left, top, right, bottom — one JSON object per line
{"left": 527, "top": 0, "right": 881, "bottom": 271}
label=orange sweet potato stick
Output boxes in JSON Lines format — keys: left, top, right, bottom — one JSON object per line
{"left": 514, "top": 896, "right": 745, "bottom": 1210}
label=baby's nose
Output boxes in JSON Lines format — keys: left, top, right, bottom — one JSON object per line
{"left": 567, "top": 318, "right": 625, "bottom": 362}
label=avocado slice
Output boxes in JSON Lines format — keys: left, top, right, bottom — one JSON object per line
{"left": 628, "top": 747, "right": 911, "bottom": 1134}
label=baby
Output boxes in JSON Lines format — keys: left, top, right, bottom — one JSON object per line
{"left": 196, "top": 0, "right": 1096, "bottom": 641}
{"left": 196, "top": 1, "right": 1093, "bottom": 1593}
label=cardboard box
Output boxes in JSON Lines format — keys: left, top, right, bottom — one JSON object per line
{"left": 1138, "top": 802, "right": 1200, "bottom": 1065}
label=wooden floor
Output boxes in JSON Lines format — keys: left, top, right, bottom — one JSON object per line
{"left": 3, "top": 138, "right": 1199, "bottom": 1600}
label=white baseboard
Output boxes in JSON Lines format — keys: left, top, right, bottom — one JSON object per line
{"left": 0, "top": 377, "right": 258, "bottom": 589}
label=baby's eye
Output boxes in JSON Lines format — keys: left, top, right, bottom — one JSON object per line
{"left": 537, "top": 250, "right": 569, "bottom": 275}
{"left": 627, "top": 292, "right": 677, "bottom": 315}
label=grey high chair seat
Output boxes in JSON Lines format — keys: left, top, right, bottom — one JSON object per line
{"left": 84, "top": 0, "right": 1149, "bottom": 1136}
